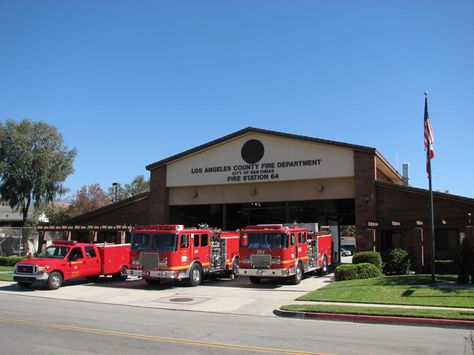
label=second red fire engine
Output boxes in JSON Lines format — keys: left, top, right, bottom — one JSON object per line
{"left": 238, "top": 224, "right": 333, "bottom": 284}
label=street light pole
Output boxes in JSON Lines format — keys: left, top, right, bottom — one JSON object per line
{"left": 112, "top": 182, "right": 119, "bottom": 203}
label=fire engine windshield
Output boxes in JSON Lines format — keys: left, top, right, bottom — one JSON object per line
{"left": 131, "top": 233, "right": 152, "bottom": 251}
{"left": 246, "top": 232, "right": 288, "bottom": 249}
{"left": 37, "top": 246, "right": 70, "bottom": 259}
{"left": 151, "top": 233, "right": 177, "bottom": 252}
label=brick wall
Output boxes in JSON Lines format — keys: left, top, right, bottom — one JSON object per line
{"left": 148, "top": 166, "right": 169, "bottom": 224}
{"left": 354, "top": 151, "right": 377, "bottom": 249}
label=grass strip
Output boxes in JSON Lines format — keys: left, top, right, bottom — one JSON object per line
{"left": 281, "top": 304, "right": 474, "bottom": 321}
{"left": 298, "top": 275, "right": 474, "bottom": 308}
{"left": 0, "top": 266, "right": 13, "bottom": 281}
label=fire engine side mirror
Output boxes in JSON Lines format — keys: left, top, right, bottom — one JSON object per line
{"left": 241, "top": 234, "right": 248, "bottom": 247}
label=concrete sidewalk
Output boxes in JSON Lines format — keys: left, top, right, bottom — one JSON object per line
{"left": 0, "top": 274, "right": 334, "bottom": 317}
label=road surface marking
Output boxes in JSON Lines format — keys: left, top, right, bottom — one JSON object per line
{"left": 0, "top": 317, "right": 333, "bottom": 355}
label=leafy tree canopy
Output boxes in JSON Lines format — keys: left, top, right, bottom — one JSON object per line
{"left": 108, "top": 175, "right": 150, "bottom": 202}
{"left": 0, "top": 119, "right": 76, "bottom": 225}
{"left": 68, "top": 184, "right": 111, "bottom": 217}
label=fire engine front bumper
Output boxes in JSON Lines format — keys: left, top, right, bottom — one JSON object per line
{"left": 128, "top": 269, "right": 182, "bottom": 280}
{"left": 238, "top": 267, "right": 295, "bottom": 278}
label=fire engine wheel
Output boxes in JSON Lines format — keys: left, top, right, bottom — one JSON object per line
{"left": 290, "top": 262, "right": 303, "bottom": 285}
{"left": 319, "top": 256, "right": 328, "bottom": 276}
{"left": 249, "top": 276, "right": 261, "bottom": 284}
{"left": 47, "top": 271, "right": 63, "bottom": 290}
{"left": 228, "top": 257, "right": 239, "bottom": 280}
{"left": 18, "top": 282, "right": 32, "bottom": 289}
{"left": 187, "top": 264, "right": 202, "bottom": 286}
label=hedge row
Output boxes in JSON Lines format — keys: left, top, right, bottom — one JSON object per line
{"left": 334, "top": 263, "right": 382, "bottom": 281}
{"left": 0, "top": 256, "right": 27, "bottom": 266}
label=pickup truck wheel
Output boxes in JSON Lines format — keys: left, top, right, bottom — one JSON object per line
{"left": 18, "top": 282, "right": 32, "bottom": 289}
{"left": 48, "top": 271, "right": 63, "bottom": 290}
{"left": 187, "top": 264, "right": 202, "bottom": 286}
{"left": 249, "top": 276, "right": 261, "bottom": 284}
{"left": 290, "top": 262, "right": 303, "bottom": 285}
{"left": 116, "top": 266, "right": 128, "bottom": 281}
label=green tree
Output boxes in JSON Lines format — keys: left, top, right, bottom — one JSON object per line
{"left": 123, "top": 175, "right": 149, "bottom": 198}
{"left": 108, "top": 175, "right": 150, "bottom": 202}
{"left": 0, "top": 119, "right": 76, "bottom": 226}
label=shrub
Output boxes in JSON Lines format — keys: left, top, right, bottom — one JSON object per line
{"left": 352, "top": 251, "right": 383, "bottom": 270}
{"left": 334, "top": 264, "right": 359, "bottom": 281}
{"left": 357, "top": 263, "right": 383, "bottom": 279}
{"left": 383, "top": 248, "right": 411, "bottom": 275}
{"left": 0, "top": 256, "right": 27, "bottom": 266}
{"left": 334, "top": 263, "right": 382, "bottom": 281}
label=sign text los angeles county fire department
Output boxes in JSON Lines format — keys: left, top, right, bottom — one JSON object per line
{"left": 190, "top": 159, "right": 322, "bottom": 183}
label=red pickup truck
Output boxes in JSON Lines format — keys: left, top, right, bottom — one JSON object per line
{"left": 13, "top": 240, "right": 131, "bottom": 290}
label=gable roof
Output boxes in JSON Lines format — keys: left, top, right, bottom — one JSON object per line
{"left": 146, "top": 126, "right": 377, "bottom": 171}
{"left": 63, "top": 192, "right": 150, "bottom": 224}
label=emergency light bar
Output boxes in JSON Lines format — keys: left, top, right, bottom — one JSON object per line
{"left": 245, "top": 224, "right": 286, "bottom": 230}
{"left": 134, "top": 225, "right": 184, "bottom": 231}
{"left": 52, "top": 240, "right": 78, "bottom": 246}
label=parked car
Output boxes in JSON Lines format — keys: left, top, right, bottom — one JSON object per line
{"left": 340, "top": 247, "right": 352, "bottom": 257}
{"left": 341, "top": 245, "right": 356, "bottom": 255}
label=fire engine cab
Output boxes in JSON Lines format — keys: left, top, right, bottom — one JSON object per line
{"left": 128, "top": 225, "right": 239, "bottom": 286}
{"left": 238, "top": 224, "right": 332, "bottom": 284}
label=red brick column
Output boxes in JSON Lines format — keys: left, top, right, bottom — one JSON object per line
{"left": 354, "top": 151, "right": 377, "bottom": 250}
{"left": 148, "top": 166, "right": 169, "bottom": 224}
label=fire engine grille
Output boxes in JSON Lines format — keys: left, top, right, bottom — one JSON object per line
{"left": 140, "top": 253, "right": 159, "bottom": 269}
{"left": 17, "top": 265, "right": 35, "bottom": 274}
{"left": 250, "top": 254, "right": 271, "bottom": 269}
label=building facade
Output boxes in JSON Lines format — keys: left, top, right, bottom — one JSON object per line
{"left": 64, "top": 127, "right": 474, "bottom": 271}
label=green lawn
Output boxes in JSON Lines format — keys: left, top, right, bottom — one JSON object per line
{"left": 281, "top": 304, "right": 474, "bottom": 321}
{"left": 0, "top": 266, "right": 13, "bottom": 281}
{"left": 297, "top": 275, "right": 474, "bottom": 308}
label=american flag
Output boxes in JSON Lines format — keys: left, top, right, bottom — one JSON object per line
{"left": 424, "top": 95, "right": 435, "bottom": 160}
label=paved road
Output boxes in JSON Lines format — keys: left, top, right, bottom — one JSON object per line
{"left": 1, "top": 293, "right": 472, "bottom": 355}
{"left": 0, "top": 276, "right": 472, "bottom": 354}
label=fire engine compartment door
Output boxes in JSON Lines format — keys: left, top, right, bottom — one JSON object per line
{"left": 297, "top": 232, "right": 308, "bottom": 261}
{"left": 179, "top": 234, "right": 190, "bottom": 265}
{"left": 289, "top": 233, "right": 297, "bottom": 259}
{"left": 191, "top": 233, "right": 209, "bottom": 263}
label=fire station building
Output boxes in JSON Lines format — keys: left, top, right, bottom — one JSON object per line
{"left": 60, "top": 127, "right": 474, "bottom": 271}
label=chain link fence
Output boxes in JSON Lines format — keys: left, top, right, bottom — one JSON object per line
{"left": 0, "top": 227, "right": 39, "bottom": 257}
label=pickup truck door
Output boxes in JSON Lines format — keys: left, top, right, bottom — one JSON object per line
{"left": 66, "top": 247, "right": 85, "bottom": 279}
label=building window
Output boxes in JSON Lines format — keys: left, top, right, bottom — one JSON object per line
{"left": 435, "top": 229, "right": 459, "bottom": 251}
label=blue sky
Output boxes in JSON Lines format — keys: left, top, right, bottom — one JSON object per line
{"left": 1, "top": 0, "right": 473, "bottom": 199}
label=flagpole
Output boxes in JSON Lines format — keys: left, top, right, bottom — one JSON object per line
{"left": 425, "top": 92, "right": 436, "bottom": 284}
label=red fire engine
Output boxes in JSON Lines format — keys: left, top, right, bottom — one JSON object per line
{"left": 128, "top": 225, "right": 240, "bottom": 286}
{"left": 238, "top": 224, "right": 332, "bottom": 284}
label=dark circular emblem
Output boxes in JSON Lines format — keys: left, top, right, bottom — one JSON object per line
{"left": 241, "top": 139, "right": 264, "bottom": 164}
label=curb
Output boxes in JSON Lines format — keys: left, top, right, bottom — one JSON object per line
{"left": 273, "top": 309, "right": 474, "bottom": 329}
